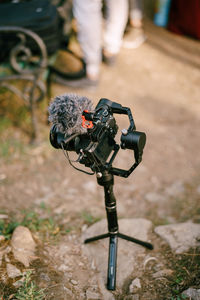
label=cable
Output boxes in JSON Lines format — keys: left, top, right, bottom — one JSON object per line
{"left": 61, "top": 143, "right": 95, "bottom": 175}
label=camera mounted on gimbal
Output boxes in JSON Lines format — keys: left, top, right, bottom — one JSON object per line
{"left": 50, "top": 98, "right": 146, "bottom": 178}
{"left": 49, "top": 97, "right": 153, "bottom": 291}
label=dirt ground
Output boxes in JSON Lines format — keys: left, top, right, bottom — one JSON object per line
{"left": 0, "top": 20, "right": 200, "bottom": 299}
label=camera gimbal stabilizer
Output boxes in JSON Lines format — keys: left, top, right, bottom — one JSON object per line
{"left": 50, "top": 98, "right": 153, "bottom": 290}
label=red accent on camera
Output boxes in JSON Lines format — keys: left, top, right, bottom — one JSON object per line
{"left": 82, "top": 110, "right": 93, "bottom": 129}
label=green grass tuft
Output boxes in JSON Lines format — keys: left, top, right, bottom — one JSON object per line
{"left": 15, "top": 270, "right": 45, "bottom": 300}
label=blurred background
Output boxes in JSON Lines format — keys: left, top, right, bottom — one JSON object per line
{"left": 0, "top": 0, "right": 200, "bottom": 299}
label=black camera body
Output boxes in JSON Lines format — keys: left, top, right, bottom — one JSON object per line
{"left": 50, "top": 98, "right": 146, "bottom": 178}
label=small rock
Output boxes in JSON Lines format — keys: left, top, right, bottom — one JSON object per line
{"left": 152, "top": 269, "right": 174, "bottom": 278}
{"left": 86, "top": 289, "right": 101, "bottom": 300}
{"left": 6, "top": 263, "right": 21, "bottom": 279}
{"left": 182, "top": 288, "right": 200, "bottom": 300}
{"left": 71, "top": 279, "right": 78, "bottom": 285}
{"left": 11, "top": 226, "right": 36, "bottom": 267}
{"left": 129, "top": 278, "right": 141, "bottom": 293}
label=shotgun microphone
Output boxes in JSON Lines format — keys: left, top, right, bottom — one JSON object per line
{"left": 48, "top": 93, "right": 93, "bottom": 136}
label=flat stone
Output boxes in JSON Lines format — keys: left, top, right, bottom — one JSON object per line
{"left": 182, "top": 288, "right": 200, "bottom": 300}
{"left": 11, "top": 226, "right": 36, "bottom": 267}
{"left": 82, "top": 218, "right": 153, "bottom": 290}
{"left": 155, "top": 222, "right": 200, "bottom": 253}
{"left": 6, "top": 263, "right": 21, "bottom": 279}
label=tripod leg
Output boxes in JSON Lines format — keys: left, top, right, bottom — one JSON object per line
{"left": 118, "top": 232, "right": 153, "bottom": 250}
{"left": 107, "top": 234, "right": 118, "bottom": 290}
{"left": 84, "top": 233, "right": 110, "bottom": 244}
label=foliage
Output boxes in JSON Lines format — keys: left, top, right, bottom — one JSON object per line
{"left": 169, "top": 250, "right": 200, "bottom": 299}
{"left": 0, "top": 207, "right": 60, "bottom": 240}
{"left": 0, "top": 219, "right": 20, "bottom": 240}
{"left": 21, "top": 210, "right": 56, "bottom": 233}
{"left": 14, "top": 271, "right": 45, "bottom": 300}
{"left": 81, "top": 210, "right": 100, "bottom": 225}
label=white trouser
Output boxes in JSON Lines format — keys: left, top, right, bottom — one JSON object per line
{"left": 129, "top": 0, "right": 143, "bottom": 22}
{"left": 73, "top": 0, "right": 128, "bottom": 78}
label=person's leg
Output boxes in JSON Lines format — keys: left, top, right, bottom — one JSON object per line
{"left": 123, "top": 0, "right": 146, "bottom": 49}
{"left": 73, "top": 0, "right": 102, "bottom": 80}
{"left": 129, "top": 0, "right": 143, "bottom": 28}
{"left": 103, "top": 0, "right": 128, "bottom": 56}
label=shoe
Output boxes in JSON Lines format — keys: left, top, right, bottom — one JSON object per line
{"left": 102, "top": 52, "right": 117, "bottom": 66}
{"left": 123, "top": 28, "right": 146, "bottom": 49}
{"left": 52, "top": 74, "right": 98, "bottom": 89}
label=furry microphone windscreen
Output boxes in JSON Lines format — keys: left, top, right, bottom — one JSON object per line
{"left": 48, "top": 93, "right": 93, "bottom": 136}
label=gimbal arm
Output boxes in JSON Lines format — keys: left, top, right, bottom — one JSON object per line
{"left": 96, "top": 98, "right": 136, "bottom": 131}
{"left": 98, "top": 99, "right": 146, "bottom": 178}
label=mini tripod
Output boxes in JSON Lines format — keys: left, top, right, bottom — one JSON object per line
{"left": 84, "top": 170, "right": 153, "bottom": 291}
{"left": 49, "top": 97, "right": 154, "bottom": 290}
